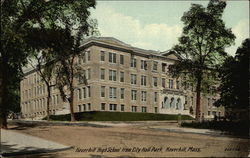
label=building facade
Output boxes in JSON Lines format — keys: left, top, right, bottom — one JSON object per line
{"left": 20, "top": 37, "right": 224, "bottom": 119}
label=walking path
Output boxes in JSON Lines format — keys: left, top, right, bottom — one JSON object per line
{"left": 149, "top": 125, "right": 237, "bottom": 138}
{"left": 1, "top": 129, "right": 71, "bottom": 157}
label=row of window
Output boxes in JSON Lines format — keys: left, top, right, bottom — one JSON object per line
{"left": 77, "top": 86, "right": 91, "bottom": 100}
{"left": 22, "top": 95, "right": 60, "bottom": 113}
{"left": 77, "top": 51, "right": 91, "bottom": 64}
{"left": 78, "top": 103, "right": 91, "bottom": 112}
{"left": 208, "top": 111, "right": 221, "bottom": 116}
{"left": 22, "top": 74, "right": 41, "bottom": 86}
{"left": 101, "top": 86, "right": 158, "bottom": 102}
{"left": 78, "top": 103, "right": 151, "bottom": 113}
{"left": 78, "top": 69, "right": 91, "bottom": 84}
{"left": 22, "top": 84, "right": 46, "bottom": 100}
{"left": 23, "top": 109, "right": 57, "bottom": 117}
{"left": 100, "top": 51, "right": 169, "bottom": 72}
{"left": 100, "top": 69, "right": 180, "bottom": 88}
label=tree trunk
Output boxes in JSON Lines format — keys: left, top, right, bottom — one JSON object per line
{"left": 46, "top": 85, "right": 51, "bottom": 121}
{"left": 69, "top": 88, "right": 76, "bottom": 122}
{"left": 195, "top": 75, "right": 202, "bottom": 121}
{"left": 0, "top": 58, "right": 8, "bottom": 129}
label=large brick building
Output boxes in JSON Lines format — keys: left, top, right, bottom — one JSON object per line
{"left": 20, "top": 37, "right": 224, "bottom": 119}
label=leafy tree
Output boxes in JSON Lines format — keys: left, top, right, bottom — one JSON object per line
{"left": 170, "top": 0, "right": 235, "bottom": 120}
{"left": 0, "top": 0, "right": 97, "bottom": 128}
{"left": 215, "top": 38, "right": 249, "bottom": 120}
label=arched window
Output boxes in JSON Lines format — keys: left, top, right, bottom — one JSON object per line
{"left": 176, "top": 98, "right": 181, "bottom": 110}
{"left": 170, "top": 98, "right": 174, "bottom": 108}
{"left": 163, "top": 96, "right": 168, "bottom": 108}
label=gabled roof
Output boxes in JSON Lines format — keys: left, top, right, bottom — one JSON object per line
{"left": 160, "top": 49, "right": 182, "bottom": 60}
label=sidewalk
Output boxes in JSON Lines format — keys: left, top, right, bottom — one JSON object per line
{"left": 149, "top": 125, "right": 235, "bottom": 138}
{"left": 1, "top": 129, "right": 71, "bottom": 157}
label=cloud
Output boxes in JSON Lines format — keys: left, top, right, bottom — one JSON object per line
{"left": 91, "top": 4, "right": 182, "bottom": 51}
{"left": 226, "top": 19, "right": 249, "bottom": 56}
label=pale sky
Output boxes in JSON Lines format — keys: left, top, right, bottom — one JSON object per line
{"left": 90, "top": 1, "right": 249, "bottom": 56}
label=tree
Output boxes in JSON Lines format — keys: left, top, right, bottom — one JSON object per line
{"left": 215, "top": 38, "right": 249, "bottom": 120}
{"left": 29, "top": 51, "right": 55, "bottom": 121}
{"left": 54, "top": 25, "right": 96, "bottom": 122}
{"left": 0, "top": 0, "right": 97, "bottom": 128}
{"left": 170, "top": 0, "right": 235, "bottom": 120}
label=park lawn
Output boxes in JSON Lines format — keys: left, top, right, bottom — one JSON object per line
{"left": 48, "top": 111, "right": 194, "bottom": 121}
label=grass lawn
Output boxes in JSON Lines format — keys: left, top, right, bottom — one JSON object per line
{"left": 48, "top": 111, "right": 194, "bottom": 121}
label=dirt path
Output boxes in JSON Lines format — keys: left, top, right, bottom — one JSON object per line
{"left": 8, "top": 122, "right": 248, "bottom": 157}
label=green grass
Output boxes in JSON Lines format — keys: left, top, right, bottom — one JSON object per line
{"left": 48, "top": 111, "right": 194, "bottom": 121}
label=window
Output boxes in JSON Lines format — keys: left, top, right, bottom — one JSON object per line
{"left": 154, "top": 92, "right": 158, "bottom": 102}
{"left": 83, "top": 87, "right": 86, "bottom": 98}
{"left": 162, "top": 78, "right": 166, "bottom": 88}
{"left": 132, "top": 106, "right": 137, "bottom": 112}
{"left": 191, "top": 97, "right": 194, "bottom": 106}
{"left": 87, "top": 86, "right": 91, "bottom": 97}
{"left": 78, "top": 75, "right": 85, "bottom": 84}
{"left": 82, "top": 52, "right": 86, "bottom": 63}
{"left": 109, "top": 70, "right": 117, "bottom": 81}
{"left": 131, "top": 90, "right": 137, "bottom": 100}
{"left": 154, "top": 107, "right": 158, "bottom": 113}
{"left": 87, "top": 69, "right": 91, "bottom": 79}
{"left": 153, "top": 77, "right": 158, "bottom": 87}
{"left": 131, "top": 74, "right": 137, "bottom": 84}
{"left": 101, "top": 86, "right": 105, "bottom": 97}
{"left": 169, "top": 79, "right": 173, "bottom": 89}
{"left": 78, "top": 105, "right": 82, "bottom": 112}
{"left": 131, "top": 58, "right": 137, "bottom": 68}
{"left": 109, "top": 87, "right": 117, "bottom": 99}
{"left": 56, "top": 95, "right": 59, "bottom": 104}
{"left": 87, "top": 51, "right": 90, "bottom": 61}
{"left": 34, "top": 74, "right": 36, "bottom": 83}
{"left": 88, "top": 103, "right": 91, "bottom": 110}
{"left": 120, "top": 88, "right": 125, "bottom": 99}
{"left": 109, "top": 52, "right": 116, "bottom": 63}
{"left": 162, "top": 63, "right": 167, "bottom": 72}
{"left": 176, "top": 80, "right": 180, "bottom": 89}
{"left": 121, "top": 104, "right": 124, "bottom": 111}
{"left": 101, "top": 103, "right": 105, "bottom": 110}
{"left": 120, "top": 72, "right": 124, "bottom": 82}
{"left": 141, "top": 91, "right": 147, "bottom": 102}
{"left": 78, "top": 89, "right": 82, "bottom": 100}
{"left": 185, "top": 96, "right": 188, "bottom": 104}
{"left": 53, "top": 96, "right": 56, "bottom": 105}
{"left": 100, "top": 69, "right": 105, "bottom": 80}
{"left": 208, "top": 111, "right": 211, "bottom": 116}
{"left": 153, "top": 61, "right": 158, "bottom": 71}
{"left": 109, "top": 104, "right": 117, "bottom": 111}
{"left": 100, "top": 51, "right": 105, "bottom": 61}
{"left": 141, "top": 76, "right": 147, "bottom": 86}
{"left": 141, "top": 60, "right": 147, "bottom": 70}
{"left": 120, "top": 55, "right": 124, "bottom": 65}
{"left": 83, "top": 104, "right": 86, "bottom": 111}
{"left": 208, "top": 98, "right": 210, "bottom": 107}
{"left": 142, "top": 107, "right": 147, "bottom": 112}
